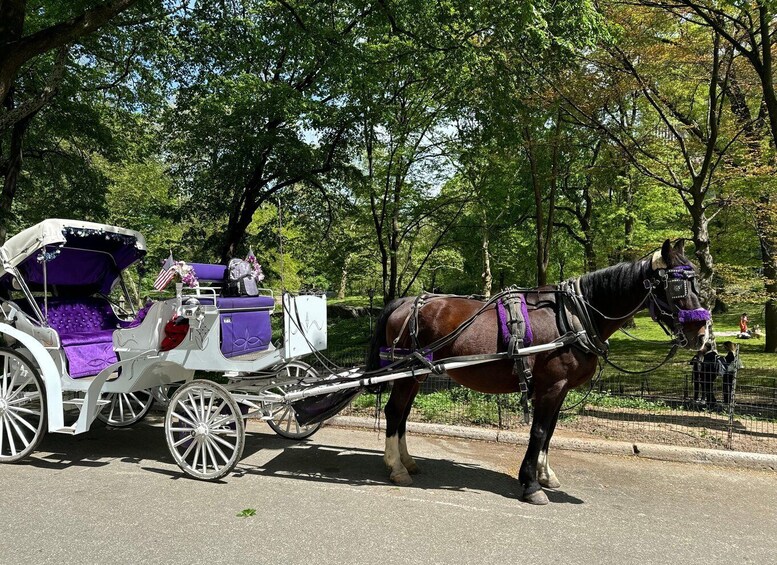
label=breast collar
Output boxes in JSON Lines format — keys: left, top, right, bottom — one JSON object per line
{"left": 557, "top": 278, "right": 610, "bottom": 358}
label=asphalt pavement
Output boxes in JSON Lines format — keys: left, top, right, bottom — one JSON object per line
{"left": 1, "top": 418, "right": 776, "bottom": 565}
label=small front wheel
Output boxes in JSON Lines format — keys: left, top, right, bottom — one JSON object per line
{"left": 0, "top": 348, "right": 47, "bottom": 463}
{"left": 165, "top": 380, "right": 244, "bottom": 480}
{"left": 266, "top": 361, "right": 322, "bottom": 440}
{"left": 96, "top": 390, "right": 154, "bottom": 427}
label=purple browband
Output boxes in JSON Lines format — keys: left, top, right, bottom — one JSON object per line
{"left": 497, "top": 295, "right": 533, "bottom": 347}
{"left": 678, "top": 308, "right": 711, "bottom": 324}
{"left": 669, "top": 265, "right": 694, "bottom": 278}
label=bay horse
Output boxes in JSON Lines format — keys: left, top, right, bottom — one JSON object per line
{"left": 366, "top": 240, "right": 711, "bottom": 504}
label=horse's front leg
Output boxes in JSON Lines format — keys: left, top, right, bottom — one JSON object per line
{"left": 384, "top": 379, "right": 421, "bottom": 486}
{"left": 519, "top": 392, "right": 565, "bottom": 505}
{"left": 537, "top": 403, "right": 563, "bottom": 489}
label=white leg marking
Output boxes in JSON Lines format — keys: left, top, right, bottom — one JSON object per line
{"left": 398, "top": 434, "right": 419, "bottom": 474}
{"left": 537, "top": 449, "right": 560, "bottom": 489}
{"left": 384, "top": 435, "right": 412, "bottom": 486}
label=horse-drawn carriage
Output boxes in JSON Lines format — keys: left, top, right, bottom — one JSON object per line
{"left": 1, "top": 219, "right": 711, "bottom": 503}
{"left": 0, "top": 219, "right": 332, "bottom": 479}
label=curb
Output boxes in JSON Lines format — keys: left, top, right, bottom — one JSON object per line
{"left": 328, "top": 416, "right": 777, "bottom": 472}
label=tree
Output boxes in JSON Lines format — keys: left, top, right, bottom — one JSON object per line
{"left": 0, "top": 0, "right": 146, "bottom": 242}
{"left": 636, "top": 0, "right": 777, "bottom": 349}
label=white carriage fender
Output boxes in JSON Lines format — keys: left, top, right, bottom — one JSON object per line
{"left": 0, "top": 321, "right": 65, "bottom": 432}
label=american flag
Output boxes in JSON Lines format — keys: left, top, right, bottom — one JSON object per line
{"left": 153, "top": 252, "right": 176, "bottom": 291}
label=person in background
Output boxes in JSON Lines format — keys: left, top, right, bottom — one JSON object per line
{"left": 689, "top": 349, "right": 704, "bottom": 408}
{"left": 721, "top": 341, "right": 740, "bottom": 406}
{"left": 701, "top": 342, "right": 723, "bottom": 411}
{"left": 738, "top": 313, "right": 751, "bottom": 339}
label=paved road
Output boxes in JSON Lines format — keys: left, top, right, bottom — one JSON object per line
{"left": 1, "top": 419, "right": 776, "bottom": 565}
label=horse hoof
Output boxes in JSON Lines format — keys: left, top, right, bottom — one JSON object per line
{"left": 390, "top": 471, "right": 413, "bottom": 487}
{"left": 539, "top": 476, "right": 561, "bottom": 489}
{"left": 522, "top": 489, "right": 549, "bottom": 505}
{"left": 403, "top": 461, "right": 420, "bottom": 475}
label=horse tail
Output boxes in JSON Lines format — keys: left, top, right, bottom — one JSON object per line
{"left": 365, "top": 297, "right": 413, "bottom": 371}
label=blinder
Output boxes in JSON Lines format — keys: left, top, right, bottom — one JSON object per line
{"left": 648, "top": 264, "right": 710, "bottom": 345}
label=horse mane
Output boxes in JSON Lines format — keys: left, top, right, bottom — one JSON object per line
{"left": 578, "top": 259, "right": 651, "bottom": 306}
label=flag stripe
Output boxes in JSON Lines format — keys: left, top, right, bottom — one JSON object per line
{"left": 153, "top": 253, "right": 175, "bottom": 291}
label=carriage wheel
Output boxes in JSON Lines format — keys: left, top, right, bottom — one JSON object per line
{"left": 96, "top": 390, "right": 154, "bottom": 427}
{"left": 164, "top": 380, "right": 244, "bottom": 480}
{"left": 0, "top": 348, "right": 46, "bottom": 463}
{"left": 150, "top": 384, "right": 180, "bottom": 408}
{"left": 266, "top": 361, "right": 322, "bottom": 440}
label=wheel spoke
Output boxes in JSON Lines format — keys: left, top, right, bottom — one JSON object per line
{"left": 172, "top": 434, "right": 193, "bottom": 448}
{"left": 9, "top": 405, "right": 40, "bottom": 417}
{"left": 6, "top": 376, "right": 32, "bottom": 402}
{"left": 4, "top": 418, "right": 18, "bottom": 456}
{"left": 207, "top": 436, "right": 231, "bottom": 464}
{"left": 179, "top": 397, "right": 200, "bottom": 425}
{"left": 6, "top": 409, "right": 38, "bottom": 434}
{"left": 171, "top": 410, "right": 197, "bottom": 428}
{"left": 2, "top": 355, "right": 8, "bottom": 397}
{"left": 210, "top": 433, "right": 238, "bottom": 450}
{"left": 179, "top": 436, "right": 198, "bottom": 461}
{"left": 205, "top": 440, "right": 220, "bottom": 472}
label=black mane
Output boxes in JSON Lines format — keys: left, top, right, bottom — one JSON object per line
{"left": 579, "top": 260, "right": 650, "bottom": 298}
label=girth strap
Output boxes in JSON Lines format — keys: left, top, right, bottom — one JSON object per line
{"left": 498, "top": 290, "right": 534, "bottom": 424}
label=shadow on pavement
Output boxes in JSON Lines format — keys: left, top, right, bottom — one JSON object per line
{"left": 30, "top": 420, "right": 584, "bottom": 504}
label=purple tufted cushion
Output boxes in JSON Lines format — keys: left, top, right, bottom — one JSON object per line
{"left": 36, "top": 298, "right": 122, "bottom": 378}
{"left": 41, "top": 298, "right": 122, "bottom": 334}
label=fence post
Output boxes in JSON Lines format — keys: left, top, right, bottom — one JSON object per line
{"left": 726, "top": 350, "right": 740, "bottom": 451}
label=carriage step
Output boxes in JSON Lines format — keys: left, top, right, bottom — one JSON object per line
{"left": 53, "top": 426, "right": 78, "bottom": 435}
{"left": 63, "top": 398, "right": 111, "bottom": 408}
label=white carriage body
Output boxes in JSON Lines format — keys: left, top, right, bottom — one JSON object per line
{"left": 0, "top": 219, "right": 328, "bottom": 438}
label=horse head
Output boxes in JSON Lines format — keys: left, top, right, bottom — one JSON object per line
{"left": 648, "top": 239, "right": 711, "bottom": 350}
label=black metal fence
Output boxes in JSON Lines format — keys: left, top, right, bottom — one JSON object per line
{"left": 309, "top": 316, "right": 777, "bottom": 455}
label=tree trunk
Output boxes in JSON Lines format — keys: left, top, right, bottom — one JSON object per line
{"left": 481, "top": 214, "right": 492, "bottom": 298}
{"left": 337, "top": 254, "right": 350, "bottom": 300}
{"left": 755, "top": 195, "right": 777, "bottom": 352}
{"left": 0, "top": 113, "right": 32, "bottom": 244}
{"left": 689, "top": 200, "right": 716, "bottom": 310}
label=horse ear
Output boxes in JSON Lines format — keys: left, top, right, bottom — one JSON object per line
{"left": 659, "top": 239, "right": 672, "bottom": 267}
{"left": 673, "top": 238, "right": 686, "bottom": 256}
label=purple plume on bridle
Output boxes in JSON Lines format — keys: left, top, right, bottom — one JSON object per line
{"left": 678, "top": 308, "right": 711, "bottom": 324}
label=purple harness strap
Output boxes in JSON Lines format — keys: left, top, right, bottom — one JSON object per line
{"left": 497, "top": 294, "right": 533, "bottom": 347}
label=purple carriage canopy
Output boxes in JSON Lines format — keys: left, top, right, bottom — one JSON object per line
{"left": 0, "top": 219, "right": 147, "bottom": 295}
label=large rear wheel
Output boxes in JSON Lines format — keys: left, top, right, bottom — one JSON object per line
{"left": 0, "top": 348, "right": 46, "bottom": 463}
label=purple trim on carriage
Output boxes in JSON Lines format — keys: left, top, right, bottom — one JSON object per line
{"left": 378, "top": 347, "right": 433, "bottom": 368}
{"left": 1, "top": 235, "right": 145, "bottom": 294}
{"left": 196, "top": 296, "right": 273, "bottom": 358}
{"left": 497, "top": 295, "right": 533, "bottom": 347}
{"left": 678, "top": 308, "right": 711, "bottom": 324}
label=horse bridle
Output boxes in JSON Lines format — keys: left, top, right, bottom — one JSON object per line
{"left": 646, "top": 265, "right": 711, "bottom": 348}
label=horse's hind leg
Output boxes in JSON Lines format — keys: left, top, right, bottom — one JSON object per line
{"left": 519, "top": 392, "right": 565, "bottom": 505}
{"left": 537, "top": 404, "right": 563, "bottom": 489}
{"left": 384, "top": 378, "right": 421, "bottom": 486}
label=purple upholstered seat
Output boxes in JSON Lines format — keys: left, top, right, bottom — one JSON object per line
{"left": 39, "top": 298, "right": 125, "bottom": 378}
